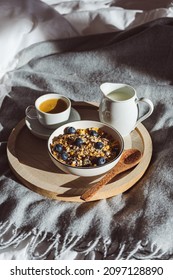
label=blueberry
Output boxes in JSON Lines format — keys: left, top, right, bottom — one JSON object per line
{"left": 61, "top": 152, "right": 68, "bottom": 161}
{"left": 97, "top": 157, "right": 106, "bottom": 166}
{"left": 65, "top": 126, "right": 76, "bottom": 134}
{"left": 112, "top": 146, "right": 119, "bottom": 153}
{"left": 95, "top": 142, "right": 103, "bottom": 149}
{"left": 74, "top": 137, "right": 83, "bottom": 147}
{"left": 89, "top": 130, "right": 98, "bottom": 137}
{"left": 54, "top": 144, "right": 63, "bottom": 153}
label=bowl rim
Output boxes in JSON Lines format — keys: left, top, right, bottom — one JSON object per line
{"left": 48, "top": 120, "right": 124, "bottom": 170}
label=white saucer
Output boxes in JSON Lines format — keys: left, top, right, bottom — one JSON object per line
{"left": 25, "top": 107, "right": 81, "bottom": 140}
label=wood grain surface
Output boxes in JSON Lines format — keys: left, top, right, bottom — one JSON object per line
{"left": 7, "top": 102, "right": 152, "bottom": 202}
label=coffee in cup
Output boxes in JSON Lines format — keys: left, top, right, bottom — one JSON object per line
{"left": 26, "top": 93, "right": 71, "bottom": 129}
{"left": 39, "top": 98, "right": 68, "bottom": 114}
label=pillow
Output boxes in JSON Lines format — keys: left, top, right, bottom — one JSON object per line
{"left": 0, "top": 0, "right": 78, "bottom": 80}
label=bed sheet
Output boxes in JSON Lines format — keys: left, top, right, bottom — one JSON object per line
{"left": 1, "top": 0, "right": 173, "bottom": 260}
{"left": 1, "top": 0, "right": 173, "bottom": 79}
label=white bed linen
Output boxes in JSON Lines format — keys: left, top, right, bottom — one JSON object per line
{"left": 1, "top": 0, "right": 173, "bottom": 80}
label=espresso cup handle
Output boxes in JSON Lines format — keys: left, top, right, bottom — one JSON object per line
{"left": 25, "top": 105, "right": 38, "bottom": 119}
{"left": 136, "top": 97, "right": 154, "bottom": 126}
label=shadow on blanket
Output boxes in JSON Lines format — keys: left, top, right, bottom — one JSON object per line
{"left": 1, "top": 18, "right": 173, "bottom": 259}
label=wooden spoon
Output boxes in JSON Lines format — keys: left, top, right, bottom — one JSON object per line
{"left": 80, "top": 149, "right": 143, "bottom": 202}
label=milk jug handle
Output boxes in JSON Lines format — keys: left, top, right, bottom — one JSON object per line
{"left": 136, "top": 97, "right": 154, "bottom": 126}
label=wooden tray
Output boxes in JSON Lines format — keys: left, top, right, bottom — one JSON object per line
{"left": 7, "top": 102, "right": 152, "bottom": 202}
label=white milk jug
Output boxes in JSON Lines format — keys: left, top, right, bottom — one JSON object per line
{"left": 99, "top": 83, "right": 154, "bottom": 137}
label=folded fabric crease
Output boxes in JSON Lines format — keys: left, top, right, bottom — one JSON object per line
{"left": 1, "top": 17, "right": 173, "bottom": 259}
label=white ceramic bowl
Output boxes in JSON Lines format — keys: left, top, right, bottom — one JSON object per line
{"left": 48, "top": 120, "right": 124, "bottom": 177}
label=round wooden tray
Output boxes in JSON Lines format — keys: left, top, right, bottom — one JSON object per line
{"left": 7, "top": 102, "right": 152, "bottom": 202}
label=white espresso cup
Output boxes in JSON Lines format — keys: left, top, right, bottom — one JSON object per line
{"left": 25, "top": 93, "right": 71, "bottom": 129}
{"left": 99, "top": 83, "right": 154, "bottom": 137}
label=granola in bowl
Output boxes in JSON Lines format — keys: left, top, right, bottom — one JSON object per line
{"left": 48, "top": 120, "right": 124, "bottom": 177}
{"left": 50, "top": 126, "right": 120, "bottom": 167}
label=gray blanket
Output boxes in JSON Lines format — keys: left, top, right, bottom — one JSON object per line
{"left": 1, "top": 18, "right": 173, "bottom": 259}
